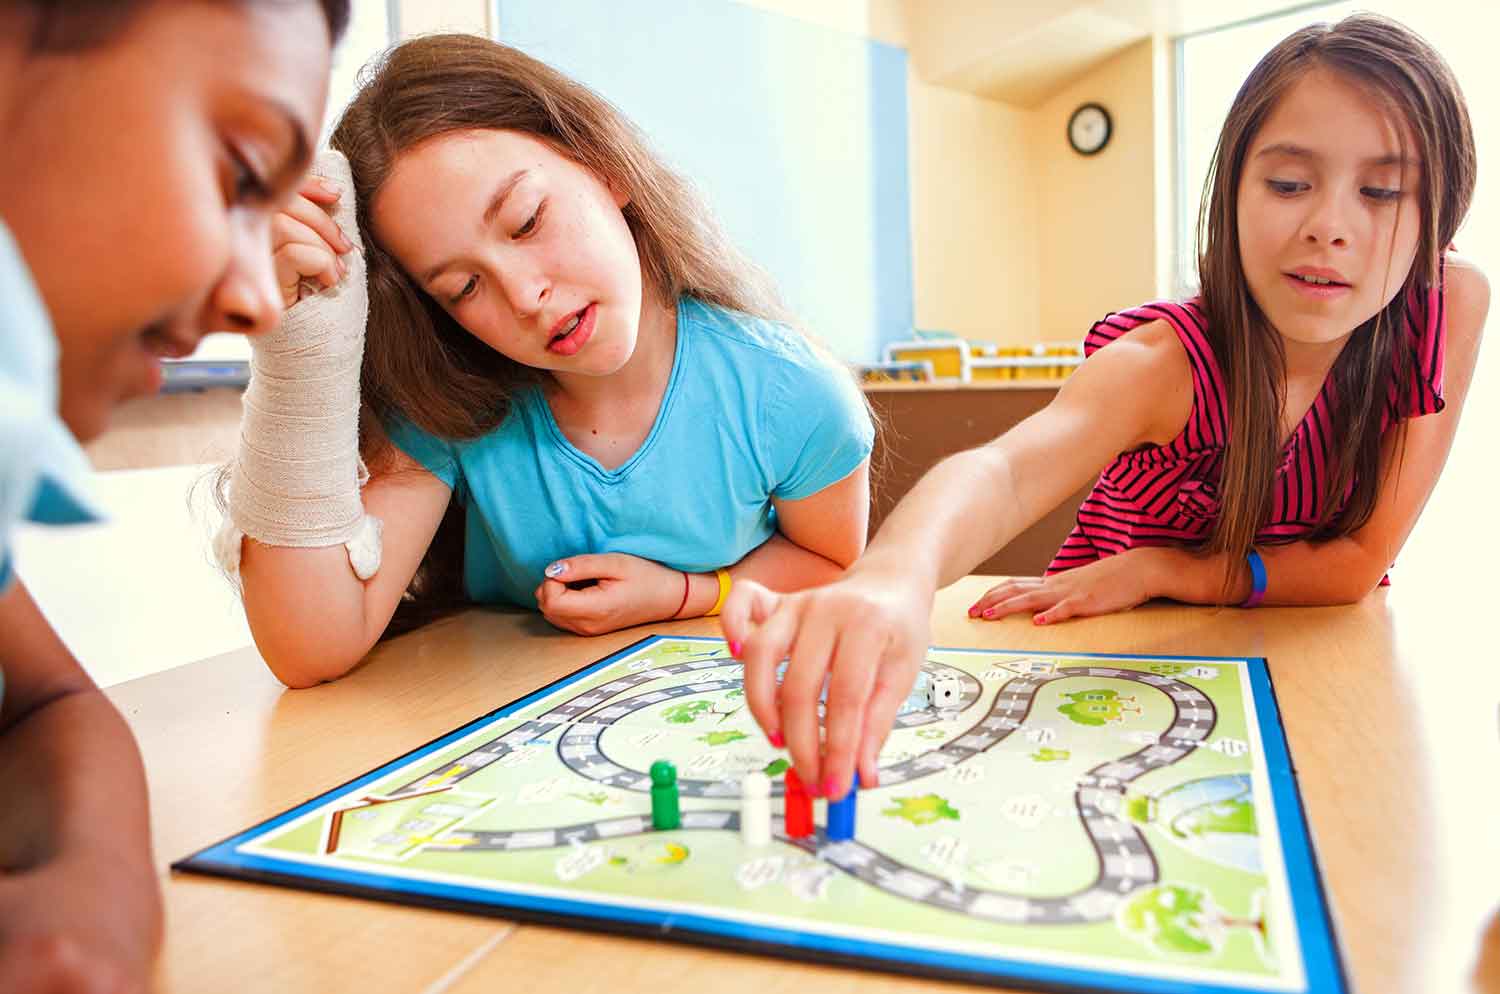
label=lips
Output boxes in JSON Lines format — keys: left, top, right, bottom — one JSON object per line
{"left": 547, "top": 303, "right": 596, "bottom": 356}
{"left": 1282, "top": 272, "right": 1352, "bottom": 299}
{"left": 141, "top": 321, "right": 201, "bottom": 359}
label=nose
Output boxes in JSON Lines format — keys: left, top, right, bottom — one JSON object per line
{"left": 203, "top": 218, "right": 283, "bottom": 337}
{"left": 498, "top": 260, "right": 550, "bottom": 320}
{"left": 1298, "top": 187, "right": 1350, "bottom": 249}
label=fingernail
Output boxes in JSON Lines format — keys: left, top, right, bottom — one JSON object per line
{"left": 821, "top": 777, "right": 837, "bottom": 799}
{"left": 768, "top": 730, "right": 785, "bottom": 749}
{"left": 982, "top": 607, "right": 996, "bottom": 619}
{"left": 544, "top": 562, "right": 566, "bottom": 578}
{"left": 319, "top": 179, "right": 340, "bottom": 196}
{"left": 729, "top": 640, "right": 743, "bottom": 658}
{"left": 968, "top": 605, "right": 979, "bottom": 618}
{"left": 1034, "top": 614, "right": 1048, "bottom": 625}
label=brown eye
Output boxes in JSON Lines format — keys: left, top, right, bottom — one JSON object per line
{"left": 450, "top": 275, "right": 478, "bottom": 304}
{"left": 513, "top": 201, "right": 545, "bottom": 238}
{"left": 227, "top": 149, "right": 270, "bottom": 205}
{"left": 1266, "top": 180, "right": 1306, "bottom": 196}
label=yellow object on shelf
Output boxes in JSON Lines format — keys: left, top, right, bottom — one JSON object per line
{"left": 883, "top": 341, "right": 971, "bottom": 381}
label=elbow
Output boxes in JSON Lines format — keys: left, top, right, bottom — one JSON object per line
{"left": 1326, "top": 550, "right": 1391, "bottom": 605}
{"left": 254, "top": 634, "right": 366, "bottom": 689}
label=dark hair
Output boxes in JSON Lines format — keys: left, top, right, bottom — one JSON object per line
{"left": 1195, "top": 13, "right": 1474, "bottom": 595}
{"left": 21, "top": 0, "right": 351, "bottom": 50}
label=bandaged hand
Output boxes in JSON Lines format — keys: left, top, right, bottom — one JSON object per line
{"left": 214, "top": 148, "right": 382, "bottom": 581}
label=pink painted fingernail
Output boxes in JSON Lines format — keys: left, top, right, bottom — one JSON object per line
{"left": 768, "top": 731, "right": 785, "bottom": 748}
{"left": 1034, "top": 614, "right": 1048, "bottom": 625}
{"left": 820, "top": 777, "right": 837, "bottom": 799}
{"left": 729, "top": 640, "right": 743, "bottom": 658}
{"left": 968, "top": 605, "right": 979, "bottom": 618}
{"left": 982, "top": 607, "right": 996, "bottom": 619}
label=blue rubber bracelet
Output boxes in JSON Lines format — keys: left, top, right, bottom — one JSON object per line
{"left": 1240, "top": 549, "right": 1268, "bottom": 608}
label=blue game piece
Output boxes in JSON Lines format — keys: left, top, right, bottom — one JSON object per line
{"left": 826, "top": 773, "right": 860, "bottom": 841}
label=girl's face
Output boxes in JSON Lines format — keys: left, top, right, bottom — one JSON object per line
{"left": 372, "top": 129, "right": 644, "bottom": 378}
{"left": 1236, "top": 67, "right": 1422, "bottom": 347}
{"left": 0, "top": 1, "right": 332, "bottom": 441}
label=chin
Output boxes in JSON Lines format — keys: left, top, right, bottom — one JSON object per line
{"left": 57, "top": 395, "right": 110, "bottom": 444}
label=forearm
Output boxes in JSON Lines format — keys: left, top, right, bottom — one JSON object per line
{"left": 678, "top": 533, "right": 844, "bottom": 617}
{"left": 240, "top": 541, "right": 385, "bottom": 687}
{"left": 856, "top": 445, "right": 1021, "bottom": 593}
{"left": 1150, "top": 538, "right": 1386, "bottom": 606}
{"left": 0, "top": 690, "right": 161, "bottom": 967}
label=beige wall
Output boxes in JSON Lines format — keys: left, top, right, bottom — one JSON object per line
{"left": 397, "top": 0, "right": 490, "bottom": 38}
{"left": 733, "top": 1, "right": 1162, "bottom": 345}
{"left": 1030, "top": 39, "right": 1159, "bottom": 339}
{"left": 908, "top": 79, "right": 1041, "bottom": 340}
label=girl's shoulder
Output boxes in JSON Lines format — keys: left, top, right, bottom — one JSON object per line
{"left": 678, "top": 296, "right": 839, "bottom": 378}
{"left": 1084, "top": 299, "right": 1211, "bottom": 356}
{"left": 1444, "top": 254, "right": 1491, "bottom": 351}
{"left": 1063, "top": 302, "right": 1204, "bottom": 449}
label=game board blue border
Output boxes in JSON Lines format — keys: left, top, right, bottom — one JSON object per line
{"left": 174, "top": 635, "right": 1348, "bottom": 994}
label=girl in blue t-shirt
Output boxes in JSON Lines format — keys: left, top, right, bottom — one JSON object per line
{"left": 222, "top": 35, "right": 874, "bottom": 688}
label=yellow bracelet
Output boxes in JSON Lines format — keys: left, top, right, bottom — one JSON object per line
{"left": 706, "top": 568, "right": 732, "bottom": 617}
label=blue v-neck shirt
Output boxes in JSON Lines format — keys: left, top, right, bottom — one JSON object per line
{"left": 387, "top": 297, "right": 873, "bottom": 609}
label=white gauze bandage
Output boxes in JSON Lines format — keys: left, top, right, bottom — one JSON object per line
{"left": 214, "top": 149, "right": 382, "bottom": 581}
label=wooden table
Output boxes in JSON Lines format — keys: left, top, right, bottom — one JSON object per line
{"left": 108, "top": 577, "right": 1500, "bottom": 994}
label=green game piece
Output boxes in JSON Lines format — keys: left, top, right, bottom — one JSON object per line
{"left": 650, "top": 760, "right": 680, "bottom": 830}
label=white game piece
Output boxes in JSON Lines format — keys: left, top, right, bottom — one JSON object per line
{"left": 741, "top": 772, "right": 771, "bottom": 846}
{"left": 927, "top": 675, "right": 962, "bottom": 708}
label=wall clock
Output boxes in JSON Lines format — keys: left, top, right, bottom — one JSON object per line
{"left": 1067, "top": 102, "right": 1112, "bottom": 156}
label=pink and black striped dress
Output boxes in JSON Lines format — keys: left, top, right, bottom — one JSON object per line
{"left": 1046, "top": 281, "right": 1446, "bottom": 576}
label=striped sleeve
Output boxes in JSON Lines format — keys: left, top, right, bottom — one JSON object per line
{"left": 1390, "top": 260, "right": 1446, "bottom": 422}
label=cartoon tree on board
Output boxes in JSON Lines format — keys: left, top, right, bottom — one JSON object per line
{"left": 1171, "top": 797, "right": 1256, "bottom": 839}
{"left": 662, "top": 701, "right": 712, "bottom": 724}
{"left": 1057, "top": 688, "right": 1139, "bottom": 727}
{"left": 883, "top": 794, "right": 960, "bottom": 826}
{"left": 697, "top": 730, "right": 749, "bottom": 747}
{"left": 1118, "top": 882, "right": 1265, "bottom": 956}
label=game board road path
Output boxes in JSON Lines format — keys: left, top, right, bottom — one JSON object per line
{"left": 404, "top": 662, "right": 1219, "bottom": 925}
{"left": 386, "top": 656, "right": 984, "bottom": 799}
{"left": 425, "top": 812, "right": 1138, "bottom": 925}
{"left": 549, "top": 663, "right": 981, "bottom": 797}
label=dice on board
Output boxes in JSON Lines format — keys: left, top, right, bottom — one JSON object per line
{"left": 927, "top": 674, "right": 962, "bottom": 709}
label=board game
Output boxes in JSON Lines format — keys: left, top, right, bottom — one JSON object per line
{"left": 175, "top": 636, "right": 1346, "bottom": 993}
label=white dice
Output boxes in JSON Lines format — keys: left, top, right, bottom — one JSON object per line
{"left": 927, "top": 674, "right": 962, "bottom": 709}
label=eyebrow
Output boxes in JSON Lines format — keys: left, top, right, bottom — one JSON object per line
{"left": 267, "top": 101, "right": 313, "bottom": 187}
{"left": 421, "top": 169, "right": 529, "bottom": 285}
{"left": 1254, "top": 142, "right": 1412, "bottom": 168}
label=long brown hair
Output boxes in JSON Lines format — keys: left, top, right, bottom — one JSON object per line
{"left": 1195, "top": 13, "right": 1474, "bottom": 593}
{"left": 331, "top": 35, "right": 809, "bottom": 634}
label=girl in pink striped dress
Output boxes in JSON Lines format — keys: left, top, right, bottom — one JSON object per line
{"left": 720, "top": 13, "right": 1490, "bottom": 801}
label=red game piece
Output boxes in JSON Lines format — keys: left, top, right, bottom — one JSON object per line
{"left": 783, "top": 767, "right": 813, "bottom": 838}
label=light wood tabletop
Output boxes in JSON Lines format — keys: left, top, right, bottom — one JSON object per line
{"left": 107, "top": 576, "right": 1500, "bottom": 994}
